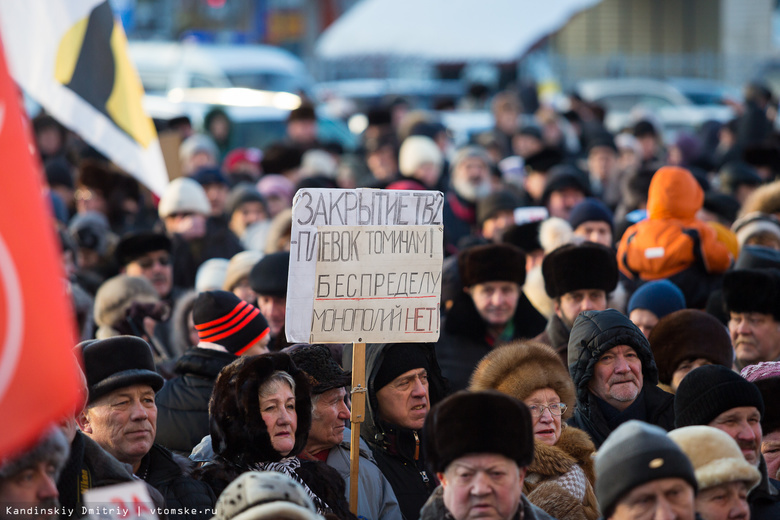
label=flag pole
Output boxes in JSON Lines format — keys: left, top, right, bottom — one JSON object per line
{"left": 349, "top": 342, "right": 366, "bottom": 515}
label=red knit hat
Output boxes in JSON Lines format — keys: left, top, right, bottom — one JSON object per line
{"left": 193, "top": 291, "right": 270, "bottom": 355}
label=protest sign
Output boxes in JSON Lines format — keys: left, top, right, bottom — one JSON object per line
{"left": 83, "top": 481, "right": 158, "bottom": 520}
{"left": 286, "top": 188, "right": 444, "bottom": 344}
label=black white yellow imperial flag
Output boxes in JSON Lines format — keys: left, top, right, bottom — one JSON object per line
{"left": 0, "top": 0, "right": 169, "bottom": 196}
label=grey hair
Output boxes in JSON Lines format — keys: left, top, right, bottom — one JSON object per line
{"left": 259, "top": 370, "right": 296, "bottom": 399}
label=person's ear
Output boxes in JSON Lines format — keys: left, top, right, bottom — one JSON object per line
{"left": 76, "top": 410, "right": 92, "bottom": 434}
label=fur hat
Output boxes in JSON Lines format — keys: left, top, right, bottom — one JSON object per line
{"left": 68, "top": 211, "right": 110, "bottom": 255}
{"left": 458, "top": 243, "right": 526, "bottom": 287}
{"left": 288, "top": 344, "right": 352, "bottom": 395}
{"left": 212, "top": 471, "right": 323, "bottom": 520}
{"left": 250, "top": 252, "right": 290, "bottom": 297}
{"left": 470, "top": 341, "right": 575, "bottom": 420}
{"left": 424, "top": 390, "right": 534, "bottom": 474}
{"left": 93, "top": 275, "right": 160, "bottom": 330}
{"left": 399, "top": 136, "right": 442, "bottom": 177}
{"left": 476, "top": 191, "right": 520, "bottom": 227}
{"left": 114, "top": 231, "right": 171, "bottom": 267}
{"left": 223, "top": 250, "right": 264, "bottom": 292}
{"left": 0, "top": 428, "right": 69, "bottom": 481}
{"left": 158, "top": 177, "right": 211, "bottom": 218}
{"left": 210, "top": 353, "right": 312, "bottom": 465}
{"left": 669, "top": 426, "right": 761, "bottom": 492}
{"left": 648, "top": 310, "right": 734, "bottom": 385}
{"left": 595, "top": 421, "right": 697, "bottom": 518}
{"left": 675, "top": 365, "right": 764, "bottom": 428}
{"left": 76, "top": 336, "right": 164, "bottom": 404}
{"left": 723, "top": 268, "right": 780, "bottom": 320}
{"left": 741, "top": 361, "right": 780, "bottom": 435}
{"left": 542, "top": 242, "right": 618, "bottom": 299}
{"left": 193, "top": 291, "right": 270, "bottom": 355}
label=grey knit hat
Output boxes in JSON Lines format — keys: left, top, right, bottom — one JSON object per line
{"left": 0, "top": 428, "right": 69, "bottom": 481}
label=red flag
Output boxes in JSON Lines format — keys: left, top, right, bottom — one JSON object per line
{"left": 0, "top": 33, "right": 82, "bottom": 458}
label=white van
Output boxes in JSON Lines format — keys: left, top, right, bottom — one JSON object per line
{"left": 128, "top": 40, "right": 314, "bottom": 96}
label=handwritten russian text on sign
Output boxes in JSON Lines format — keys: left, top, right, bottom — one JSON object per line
{"left": 286, "top": 188, "right": 444, "bottom": 343}
{"left": 312, "top": 225, "right": 442, "bottom": 342}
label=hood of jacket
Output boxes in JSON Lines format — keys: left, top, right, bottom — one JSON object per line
{"left": 568, "top": 309, "right": 658, "bottom": 405}
{"left": 647, "top": 166, "right": 703, "bottom": 222}
{"left": 344, "top": 342, "right": 448, "bottom": 450}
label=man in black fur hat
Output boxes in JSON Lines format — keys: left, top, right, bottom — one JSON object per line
{"left": 419, "top": 391, "right": 555, "bottom": 520}
{"left": 723, "top": 268, "right": 780, "bottom": 369}
{"left": 436, "top": 243, "right": 546, "bottom": 391}
{"left": 535, "top": 242, "right": 618, "bottom": 363}
{"left": 75, "top": 336, "right": 215, "bottom": 520}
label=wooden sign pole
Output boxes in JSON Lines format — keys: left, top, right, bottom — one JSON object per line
{"left": 349, "top": 342, "right": 367, "bottom": 516}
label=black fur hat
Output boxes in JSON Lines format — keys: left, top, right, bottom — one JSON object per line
{"left": 288, "top": 344, "right": 351, "bottom": 395}
{"left": 723, "top": 268, "right": 780, "bottom": 320}
{"left": 542, "top": 242, "right": 618, "bottom": 299}
{"left": 423, "top": 390, "right": 534, "bottom": 474}
{"left": 114, "top": 231, "right": 171, "bottom": 267}
{"left": 209, "top": 353, "right": 312, "bottom": 465}
{"left": 458, "top": 243, "right": 526, "bottom": 287}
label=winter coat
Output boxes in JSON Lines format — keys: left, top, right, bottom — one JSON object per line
{"left": 317, "top": 427, "right": 403, "bottom": 520}
{"left": 749, "top": 457, "right": 780, "bottom": 520}
{"left": 170, "top": 217, "right": 244, "bottom": 289}
{"left": 57, "top": 431, "right": 166, "bottom": 518}
{"left": 525, "top": 428, "right": 599, "bottom": 520}
{"left": 344, "top": 343, "right": 448, "bottom": 520}
{"left": 192, "top": 353, "right": 354, "bottom": 519}
{"left": 442, "top": 191, "right": 476, "bottom": 257}
{"left": 617, "top": 166, "right": 730, "bottom": 308}
{"left": 567, "top": 309, "right": 673, "bottom": 448}
{"left": 436, "top": 292, "right": 546, "bottom": 391}
{"left": 155, "top": 347, "right": 237, "bottom": 454}
{"left": 138, "top": 443, "right": 216, "bottom": 520}
{"left": 419, "top": 486, "right": 558, "bottom": 520}
{"left": 534, "top": 314, "right": 571, "bottom": 365}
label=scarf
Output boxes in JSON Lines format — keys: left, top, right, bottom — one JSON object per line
{"left": 253, "top": 457, "right": 331, "bottom": 514}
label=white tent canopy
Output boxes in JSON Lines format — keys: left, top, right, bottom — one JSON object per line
{"left": 316, "top": 0, "right": 602, "bottom": 63}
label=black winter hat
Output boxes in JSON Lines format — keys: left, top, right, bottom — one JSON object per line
{"left": 424, "top": 390, "right": 534, "bottom": 474}
{"left": 542, "top": 242, "right": 618, "bottom": 299}
{"left": 226, "top": 183, "right": 267, "bottom": 218}
{"left": 502, "top": 221, "right": 542, "bottom": 252}
{"left": 288, "top": 344, "right": 352, "bottom": 394}
{"left": 77, "top": 336, "right": 164, "bottom": 405}
{"left": 568, "top": 309, "right": 658, "bottom": 402}
{"left": 373, "top": 343, "right": 430, "bottom": 392}
{"left": 45, "top": 157, "right": 74, "bottom": 189}
{"left": 722, "top": 268, "right": 780, "bottom": 321}
{"left": 249, "top": 252, "right": 290, "bottom": 297}
{"left": 193, "top": 291, "right": 270, "bottom": 355}
{"left": 595, "top": 421, "right": 697, "bottom": 518}
{"left": 524, "top": 147, "right": 564, "bottom": 173}
{"left": 114, "top": 231, "right": 171, "bottom": 267}
{"left": 458, "top": 243, "right": 526, "bottom": 287}
{"left": 648, "top": 309, "right": 734, "bottom": 386}
{"left": 476, "top": 191, "right": 520, "bottom": 227}
{"left": 541, "top": 165, "right": 592, "bottom": 204}
{"left": 568, "top": 197, "right": 613, "bottom": 231}
{"left": 674, "top": 364, "right": 764, "bottom": 428}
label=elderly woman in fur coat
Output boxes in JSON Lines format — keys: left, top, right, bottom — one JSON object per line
{"left": 470, "top": 341, "right": 599, "bottom": 520}
{"left": 194, "top": 353, "right": 355, "bottom": 519}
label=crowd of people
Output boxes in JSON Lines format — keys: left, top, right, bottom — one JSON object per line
{"left": 5, "top": 79, "right": 780, "bottom": 520}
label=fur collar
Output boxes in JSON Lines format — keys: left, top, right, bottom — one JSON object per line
{"left": 528, "top": 426, "right": 596, "bottom": 483}
{"left": 445, "top": 291, "right": 546, "bottom": 342}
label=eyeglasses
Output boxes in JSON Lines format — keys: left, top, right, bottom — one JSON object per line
{"left": 136, "top": 255, "right": 171, "bottom": 269}
{"left": 527, "top": 403, "right": 567, "bottom": 417}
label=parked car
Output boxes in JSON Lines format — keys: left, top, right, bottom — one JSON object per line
{"left": 128, "top": 41, "right": 314, "bottom": 96}
{"left": 575, "top": 78, "right": 735, "bottom": 141}
{"left": 143, "top": 88, "right": 357, "bottom": 151}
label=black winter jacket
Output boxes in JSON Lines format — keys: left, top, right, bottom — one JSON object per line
{"left": 170, "top": 218, "right": 244, "bottom": 289}
{"left": 155, "top": 348, "right": 237, "bottom": 454}
{"left": 436, "top": 292, "right": 546, "bottom": 391}
{"left": 345, "top": 343, "right": 448, "bottom": 520}
{"left": 139, "top": 444, "right": 216, "bottom": 520}
{"left": 749, "top": 457, "right": 780, "bottom": 520}
{"left": 567, "top": 309, "right": 673, "bottom": 447}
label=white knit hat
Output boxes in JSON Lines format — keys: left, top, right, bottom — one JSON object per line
{"left": 399, "top": 135, "right": 442, "bottom": 177}
{"left": 223, "top": 250, "right": 264, "bottom": 292}
{"left": 195, "top": 258, "right": 229, "bottom": 292}
{"left": 212, "top": 471, "right": 323, "bottom": 520}
{"left": 158, "top": 177, "right": 211, "bottom": 218}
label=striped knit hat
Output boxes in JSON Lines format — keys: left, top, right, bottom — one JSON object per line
{"left": 193, "top": 290, "right": 270, "bottom": 355}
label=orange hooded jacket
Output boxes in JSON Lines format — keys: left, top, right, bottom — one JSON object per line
{"left": 617, "top": 166, "right": 732, "bottom": 280}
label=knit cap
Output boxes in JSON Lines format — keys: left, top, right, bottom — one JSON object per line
{"left": 223, "top": 250, "right": 264, "bottom": 292}
{"left": 193, "top": 291, "right": 270, "bottom": 355}
{"left": 399, "top": 136, "right": 442, "bottom": 177}
{"left": 675, "top": 364, "right": 764, "bottom": 428}
{"left": 373, "top": 343, "right": 430, "bottom": 392}
{"left": 195, "top": 258, "right": 229, "bottom": 292}
{"left": 288, "top": 344, "right": 352, "bottom": 394}
{"left": 595, "top": 421, "right": 697, "bottom": 518}
{"left": 627, "top": 280, "right": 686, "bottom": 318}
{"left": 158, "top": 177, "right": 211, "bottom": 218}
{"left": 568, "top": 197, "right": 613, "bottom": 231}
{"left": 741, "top": 361, "right": 780, "bottom": 435}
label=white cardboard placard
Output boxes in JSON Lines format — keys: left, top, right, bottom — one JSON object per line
{"left": 83, "top": 481, "right": 158, "bottom": 520}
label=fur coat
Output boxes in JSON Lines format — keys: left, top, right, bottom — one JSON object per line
{"left": 524, "top": 426, "right": 599, "bottom": 520}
